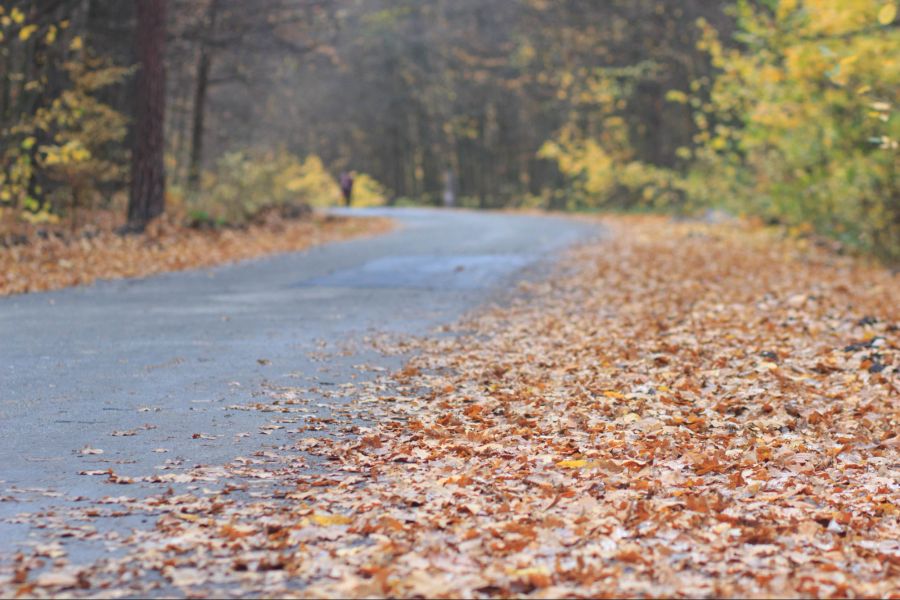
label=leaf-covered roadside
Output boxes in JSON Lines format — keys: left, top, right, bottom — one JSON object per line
{"left": 5, "top": 216, "right": 899, "bottom": 598}
{"left": 0, "top": 213, "right": 392, "bottom": 296}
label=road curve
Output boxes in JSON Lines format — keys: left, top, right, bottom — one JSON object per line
{"left": 0, "top": 207, "right": 599, "bottom": 553}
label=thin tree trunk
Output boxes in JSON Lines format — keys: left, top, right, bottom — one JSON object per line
{"left": 127, "top": 0, "right": 167, "bottom": 231}
{"left": 1, "top": 49, "right": 10, "bottom": 122}
{"left": 166, "top": 68, "right": 190, "bottom": 186}
{"left": 187, "top": 50, "right": 210, "bottom": 189}
{"left": 187, "top": 0, "right": 218, "bottom": 190}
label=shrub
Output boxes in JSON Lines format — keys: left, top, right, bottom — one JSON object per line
{"left": 186, "top": 151, "right": 339, "bottom": 226}
{"left": 350, "top": 173, "right": 388, "bottom": 207}
{"left": 684, "top": 1, "right": 899, "bottom": 260}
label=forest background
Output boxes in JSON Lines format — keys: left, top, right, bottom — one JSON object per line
{"left": 1, "top": 0, "right": 898, "bottom": 261}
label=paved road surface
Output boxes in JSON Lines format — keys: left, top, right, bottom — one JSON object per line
{"left": 0, "top": 207, "right": 598, "bottom": 554}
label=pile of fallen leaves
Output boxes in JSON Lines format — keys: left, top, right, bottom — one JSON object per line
{"left": 0, "top": 213, "right": 392, "bottom": 296}
{"left": 3, "top": 216, "right": 898, "bottom": 598}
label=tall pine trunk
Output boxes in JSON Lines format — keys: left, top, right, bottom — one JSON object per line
{"left": 127, "top": 0, "right": 167, "bottom": 231}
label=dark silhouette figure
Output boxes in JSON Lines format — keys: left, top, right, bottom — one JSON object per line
{"left": 339, "top": 171, "right": 354, "bottom": 207}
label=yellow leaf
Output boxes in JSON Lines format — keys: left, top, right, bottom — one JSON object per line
{"left": 777, "top": 0, "right": 799, "bottom": 18}
{"left": 21, "top": 136, "right": 36, "bottom": 150}
{"left": 19, "top": 24, "right": 37, "bottom": 41}
{"left": 665, "top": 90, "right": 688, "bottom": 104}
{"left": 603, "top": 390, "right": 625, "bottom": 399}
{"left": 310, "top": 513, "right": 352, "bottom": 526}
{"left": 70, "top": 35, "right": 82, "bottom": 51}
{"left": 557, "top": 459, "right": 588, "bottom": 469}
{"left": 11, "top": 7, "right": 25, "bottom": 24}
{"left": 878, "top": 3, "right": 897, "bottom": 24}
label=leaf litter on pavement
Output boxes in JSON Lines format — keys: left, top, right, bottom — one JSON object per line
{"left": 2, "top": 215, "right": 898, "bottom": 598}
{"left": 0, "top": 213, "right": 392, "bottom": 296}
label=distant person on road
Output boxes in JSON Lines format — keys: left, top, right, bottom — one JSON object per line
{"left": 340, "top": 171, "right": 354, "bottom": 207}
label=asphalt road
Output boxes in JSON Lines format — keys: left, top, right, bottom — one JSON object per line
{"left": 0, "top": 207, "right": 598, "bottom": 554}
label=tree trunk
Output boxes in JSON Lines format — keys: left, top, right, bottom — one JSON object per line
{"left": 127, "top": 0, "right": 167, "bottom": 231}
{"left": 187, "top": 50, "right": 210, "bottom": 189}
{"left": 187, "top": 0, "right": 218, "bottom": 190}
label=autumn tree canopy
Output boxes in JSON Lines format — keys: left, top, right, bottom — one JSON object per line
{"left": 0, "top": 0, "right": 897, "bottom": 258}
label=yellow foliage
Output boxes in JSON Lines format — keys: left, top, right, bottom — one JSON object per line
{"left": 538, "top": 115, "right": 639, "bottom": 206}
{"left": 187, "top": 150, "right": 366, "bottom": 225}
{"left": 18, "top": 24, "right": 37, "bottom": 41}
{"left": 350, "top": 173, "right": 388, "bottom": 207}
{"left": 20, "top": 207, "right": 60, "bottom": 225}
{"left": 556, "top": 459, "right": 588, "bottom": 469}
{"left": 666, "top": 90, "right": 688, "bottom": 104}
{"left": 40, "top": 140, "right": 92, "bottom": 166}
{"left": 685, "top": 0, "right": 900, "bottom": 260}
{"left": 540, "top": 0, "right": 897, "bottom": 261}
{"left": 309, "top": 513, "right": 353, "bottom": 526}
{"left": 1, "top": 50, "right": 129, "bottom": 223}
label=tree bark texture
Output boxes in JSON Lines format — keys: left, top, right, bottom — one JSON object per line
{"left": 128, "top": 0, "right": 167, "bottom": 231}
